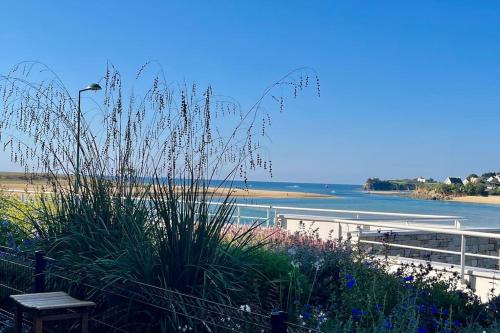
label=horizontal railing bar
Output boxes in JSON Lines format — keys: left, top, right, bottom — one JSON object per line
{"left": 465, "top": 252, "right": 500, "bottom": 260}
{"left": 237, "top": 216, "right": 268, "bottom": 220}
{"left": 359, "top": 241, "right": 500, "bottom": 261}
{"left": 270, "top": 205, "right": 461, "bottom": 219}
{"left": 208, "top": 214, "right": 267, "bottom": 221}
{"left": 359, "top": 240, "right": 461, "bottom": 255}
{"left": 283, "top": 215, "right": 500, "bottom": 239}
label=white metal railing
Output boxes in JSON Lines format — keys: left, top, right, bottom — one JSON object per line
{"left": 207, "top": 201, "right": 463, "bottom": 228}
{"left": 7, "top": 189, "right": 500, "bottom": 282}
{"left": 276, "top": 214, "right": 500, "bottom": 283}
{"left": 207, "top": 201, "right": 499, "bottom": 283}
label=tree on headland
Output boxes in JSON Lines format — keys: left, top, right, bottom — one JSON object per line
{"left": 481, "top": 172, "right": 497, "bottom": 180}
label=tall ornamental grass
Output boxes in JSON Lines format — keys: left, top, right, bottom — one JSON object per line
{"left": 0, "top": 62, "right": 319, "bottom": 323}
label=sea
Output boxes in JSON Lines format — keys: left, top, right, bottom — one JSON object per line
{"left": 228, "top": 181, "right": 500, "bottom": 229}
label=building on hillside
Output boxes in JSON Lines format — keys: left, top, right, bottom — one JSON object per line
{"left": 417, "top": 177, "right": 427, "bottom": 183}
{"left": 444, "top": 177, "right": 463, "bottom": 185}
{"left": 463, "top": 177, "right": 480, "bottom": 185}
{"left": 470, "top": 176, "right": 481, "bottom": 184}
{"left": 486, "top": 175, "right": 500, "bottom": 189}
{"left": 486, "top": 175, "right": 500, "bottom": 183}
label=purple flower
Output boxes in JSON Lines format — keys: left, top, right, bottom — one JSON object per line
{"left": 404, "top": 275, "right": 414, "bottom": 282}
{"left": 352, "top": 308, "right": 365, "bottom": 321}
{"left": 375, "top": 303, "right": 382, "bottom": 313}
{"left": 417, "top": 328, "right": 428, "bottom": 333}
{"left": 383, "top": 319, "right": 394, "bottom": 330}
{"left": 302, "top": 311, "right": 311, "bottom": 320}
{"left": 345, "top": 274, "right": 356, "bottom": 289}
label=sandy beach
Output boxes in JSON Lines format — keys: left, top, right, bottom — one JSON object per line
{"left": 448, "top": 196, "right": 500, "bottom": 205}
{"left": 0, "top": 172, "right": 334, "bottom": 199}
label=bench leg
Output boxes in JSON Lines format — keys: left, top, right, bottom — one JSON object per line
{"left": 81, "top": 312, "right": 89, "bottom": 333}
{"left": 14, "top": 306, "right": 22, "bottom": 333}
{"left": 33, "top": 317, "right": 43, "bottom": 333}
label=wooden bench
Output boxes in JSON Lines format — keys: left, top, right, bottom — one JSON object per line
{"left": 10, "top": 292, "right": 95, "bottom": 333}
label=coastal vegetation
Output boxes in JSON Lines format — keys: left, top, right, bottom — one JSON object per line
{"left": 0, "top": 63, "right": 498, "bottom": 332}
{"left": 365, "top": 173, "right": 500, "bottom": 202}
{"left": 1, "top": 195, "right": 500, "bottom": 332}
{"left": 363, "top": 178, "right": 437, "bottom": 192}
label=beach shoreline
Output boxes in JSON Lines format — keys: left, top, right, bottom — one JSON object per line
{"left": 0, "top": 179, "right": 335, "bottom": 199}
{"left": 363, "top": 190, "right": 413, "bottom": 196}
{"left": 364, "top": 189, "right": 500, "bottom": 206}
{"left": 448, "top": 196, "right": 500, "bottom": 205}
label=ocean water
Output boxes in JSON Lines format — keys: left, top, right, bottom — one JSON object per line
{"left": 229, "top": 181, "right": 500, "bottom": 228}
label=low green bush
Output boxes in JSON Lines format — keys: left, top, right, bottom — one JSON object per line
{"left": 0, "top": 191, "right": 34, "bottom": 250}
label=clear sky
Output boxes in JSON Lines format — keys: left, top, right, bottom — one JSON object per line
{"left": 1, "top": 1, "right": 499, "bottom": 184}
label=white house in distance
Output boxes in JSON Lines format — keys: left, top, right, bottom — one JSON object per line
{"left": 444, "top": 177, "right": 463, "bottom": 185}
{"left": 463, "top": 176, "right": 480, "bottom": 185}
{"left": 487, "top": 175, "right": 500, "bottom": 183}
{"left": 417, "top": 177, "right": 426, "bottom": 183}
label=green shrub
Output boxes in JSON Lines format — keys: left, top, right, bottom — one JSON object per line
{"left": 463, "top": 183, "right": 488, "bottom": 196}
{"left": 489, "top": 187, "right": 500, "bottom": 196}
{"left": 0, "top": 191, "right": 35, "bottom": 250}
{"left": 263, "top": 236, "right": 499, "bottom": 333}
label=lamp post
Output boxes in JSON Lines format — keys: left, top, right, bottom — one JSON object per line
{"left": 75, "top": 83, "right": 101, "bottom": 194}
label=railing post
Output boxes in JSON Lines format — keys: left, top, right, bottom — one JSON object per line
{"left": 498, "top": 249, "right": 500, "bottom": 271}
{"left": 455, "top": 220, "right": 461, "bottom": 229}
{"left": 498, "top": 250, "right": 500, "bottom": 269}
{"left": 237, "top": 206, "right": 241, "bottom": 227}
{"left": 274, "top": 208, "right": 278, "bottom": 226}
{"left": 271, "top": 310, "right": 287, "bottom": 333}
{"left": 34, "top": 251, "right": 46, "bottom": 293}
{"left": 266, "top": 207, "right": 271, "bottom": 228}
{"left": 460, "top": 235, "right": 466, "bottom": 284}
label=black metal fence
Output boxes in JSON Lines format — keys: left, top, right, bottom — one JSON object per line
{"left": 0, "top": 248, "right": 321, "bottom": 333}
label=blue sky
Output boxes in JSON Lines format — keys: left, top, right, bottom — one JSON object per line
{"left": 1, "top": 1, "right": 500, "bottom": 184}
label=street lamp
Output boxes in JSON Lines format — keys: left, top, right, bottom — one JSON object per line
{"left": 75, "top": 83, "right": 101, "bottom": 193}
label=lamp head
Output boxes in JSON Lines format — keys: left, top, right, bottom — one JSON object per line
{"left": 85, "top": 83, "right": 102, "bottom": 91}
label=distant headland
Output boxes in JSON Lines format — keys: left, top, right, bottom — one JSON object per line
{"left": 363, "top": 173, "right": 500, "bottom": 205}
